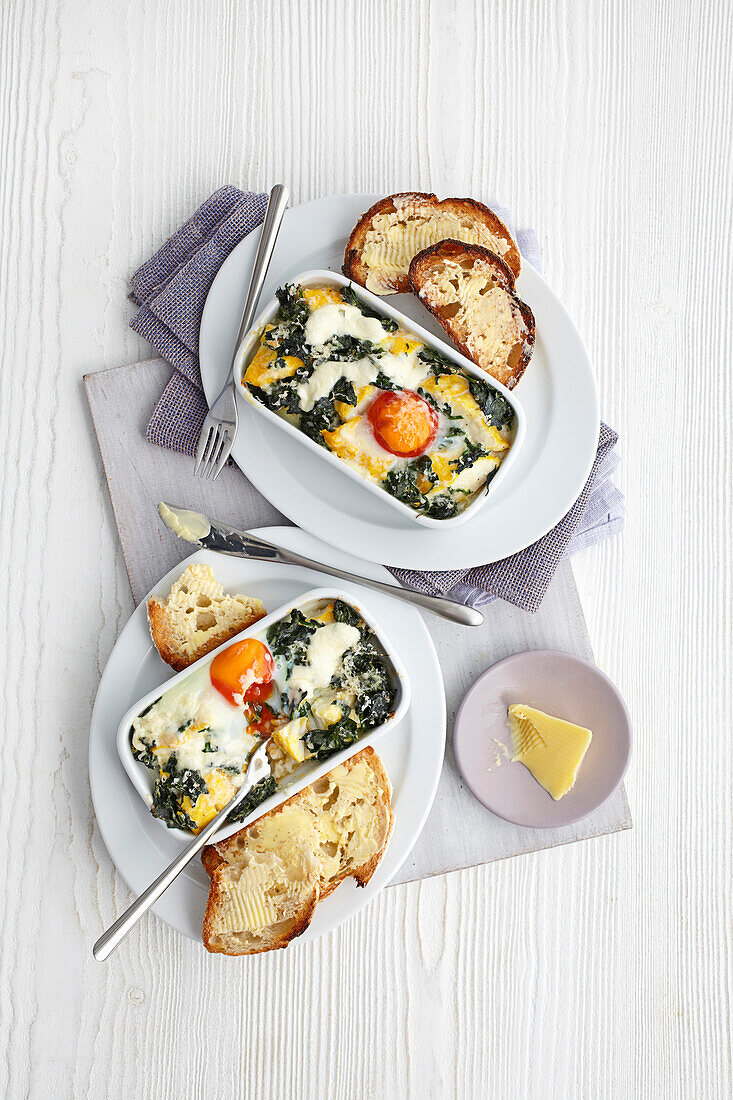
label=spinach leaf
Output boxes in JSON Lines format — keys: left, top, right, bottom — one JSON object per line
{"left": 247, "top": 381, "right": 301, "bottom": 415}
{"left": 227, "top": 775, "right": 278, "bottom": 824}
{"left": 342, "top": 647, "right": 395, "bottom": 729}
{"left": 330, "top": 377, "right": 357, "bottom": 406}
{"left": 423, "top": 494, "right": 459, "bottom": 520}
{"left": 332, "top": 599, "right": 362, "bottom": 628}
{"left": 452, "top": 439, "right": 488, "bottom": 474}
{"left": 418, "top": 347, "right": 455, "bottom": 378}
{"left": 381, "top": 466, "right": 423, "bottom": 507}
{"left": 341, "top": 284, "right": 398, "bottom": 332}
{"left": 417, "top": 386, "right": 461, "bottom": 420}
{"left": 324, "top": 334, "right": 382, "bottom": 362}
{"left": 412, "top": 454, "right": 438, "bottom": 486}
{"left": 202, "top": 740, "right": 217, "bottom": 753}
{"left": 375, "top": 370, "right": 398, "bottom": 391}
{"left": 151, "top": 753, "right": 209, "bottom": 831}
{"left": 299, "top": 396, "right": 341, "bottom": 444}
{"left": 130, "top": 733, "right": 157, "bottom": 769}
{"left": 275, "top": 284, "right": 310, "bottom": 327}
{"left": 267, "top": 609, "right": 318, "bottom": 665}
{"left": 484, "top": 466, "right": 499, "bottom": 494}
{"left": 303, "top": 716, "right": 360, "bottom": 761}
{"left": 467, "top": 378, "right": 514, "bottom": 429}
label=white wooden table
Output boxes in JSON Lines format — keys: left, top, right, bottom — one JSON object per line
{"left": 0, "top": 1, "right": 730, "bottom": 1096}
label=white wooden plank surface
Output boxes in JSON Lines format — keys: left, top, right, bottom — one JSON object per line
{"left": 84, "top": 357, "right": 630, "bottom": 886}
{"left": 0, "top": 1, "right": 731, "bottom": 1097}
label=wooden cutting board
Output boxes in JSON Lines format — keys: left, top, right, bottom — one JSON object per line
{"left": 85, "top": 358, "right": 631, "bottom": 885}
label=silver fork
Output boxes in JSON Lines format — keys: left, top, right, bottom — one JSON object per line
{"left": 93, "top": 741, "right": 272, "bottom": 960}
{"left": 194, "top": 183, "right": 290, "bottom": 479}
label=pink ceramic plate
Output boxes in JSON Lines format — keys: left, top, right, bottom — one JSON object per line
{"left": 453, "top": 650, "right": 631, "bottom": 828}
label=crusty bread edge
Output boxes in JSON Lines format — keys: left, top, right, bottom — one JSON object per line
{"left": 342, "top": 193, "right": 521, "bottom": 292}
{"left": 200, "top": 747, "right": 393, "bottom": 952}
{"left": 408, "top": 239, "right": 536, "bottom": 390}
{"left": 147, "top": 597, "right": 267, "bottom": 673}
{"left": 343, "top": 192, "right": 439, "bottom": 292}
{"left": 201, "top": 879, "right": 320, "bottom": 956}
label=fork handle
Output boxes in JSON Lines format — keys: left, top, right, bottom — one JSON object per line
{"left": 93, "top": 748, "right": 271, "bottom": 960}
{"left": 231, "top": 183, "right": 290, "bottom": 365}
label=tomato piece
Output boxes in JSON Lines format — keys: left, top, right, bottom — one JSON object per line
{"left": 367, "top": 389, "right": 438, "bottom": 458}
{"left": 244, "top": 701, "right": 279, "bottom": 736}
{"left": 210, "top": 638, "right": 274, "bottom": 705}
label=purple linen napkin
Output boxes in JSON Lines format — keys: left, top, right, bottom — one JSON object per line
{"left": 130, "top": 186, "right": 268, "bottom": 456}
{"left": 129, "top": 188, "right": 623, "bottom": 612}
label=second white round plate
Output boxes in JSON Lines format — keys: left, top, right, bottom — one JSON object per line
{"left": 89, "top": 527, "right": 446, "bottom": 946}
{"left": 199, "top": 194, "right": 600, "bottom": 570}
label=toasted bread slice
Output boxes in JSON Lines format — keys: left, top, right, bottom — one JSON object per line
{"left": 202, "top": 747, "right": 393, "bottom": 955}
{"left": 343, "top": 192, "right": 520, "bottom": 294}
{"left": 409, "top": 240, "right": 535, "bottom": 389}
{"left": 147, "top": 563, "right": 266, "bottom": 672}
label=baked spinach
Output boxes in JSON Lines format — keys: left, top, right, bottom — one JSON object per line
{"left": 330, "top": 377, "right": 357, "bottom": 405}
{"left": 333, "top": 598, "right": 362, "bottom": 629}
{"left": 342, "top": 646, "right": 395, "bottom": 729}
{"left": 381, "top": 465, "right": 423, "bottom": 507}
{"left": 467, "top": 378, "right": 514, "bottom": 429}
{"left": 375, "top": 370, "right": 398, "bottom": 391}
{"left": 422, "top": 494, "right": 459, "bottom": 520}
{"left": 418, "top": 347, "right": 455, "bottom": 378}
{"left": 267, "top": 609, "right": 318, "bottom": 665}
{"left": 248, "top": 380, "right": 301, "bottom": 415}
{"left": 341, "top": 284, "right": 398, "bottom": 332}
{"left": 324, "top": 334, "right": 382, "bottom": 362}
{"left": 275, "top": 284, "right": 310, "bottom": 328}
{"left": 413, "top": 454, "right": 438, "bottom": 486}
{"left": 130, "top": 733, "right": 157, "bottom": 770}
{"left": 452, "top": 439, "right": 488, "bottom": 474}
{"left": 303, "top": 716, "right": 360, "bottom": 761}
{"left": 151, "top": 754, "right": 208, "bottom": 831}
{"left": 227, "top": 775, "right": 278, "bottom": 824}
{"left": 299, "top": 396, "right": 341, "bottom": 443}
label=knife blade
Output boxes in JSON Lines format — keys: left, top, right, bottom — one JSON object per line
{"left": 157, "top": 502, "right": 483, "bottom": 627}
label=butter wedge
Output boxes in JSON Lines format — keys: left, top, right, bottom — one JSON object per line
{"left": 507, "top": 704, "right": 592, "bottom": 801}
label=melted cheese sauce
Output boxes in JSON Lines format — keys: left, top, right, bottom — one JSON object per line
{"left": 243, "top": 285, "right": 515, "bottom": 519}
{"left": 131, "top": 599, "right": 392, "bottom": 832}
{"left": 289, "top": 621, "right": 361, "bottom": 700}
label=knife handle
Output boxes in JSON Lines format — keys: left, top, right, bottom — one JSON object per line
{"left": 257, "top": 544, "right": 483, "bottom": 627}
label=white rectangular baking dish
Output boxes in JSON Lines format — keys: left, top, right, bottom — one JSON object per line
{"left": 233, "top": 268, "right": 526, "bottom": 529}
{"left": 116, "top": 586, "right": 411, "bottom": 845}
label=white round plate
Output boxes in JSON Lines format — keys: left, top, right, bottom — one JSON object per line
{"left": 89, "top": 527, "right": 446, "bottom": 946}
{"left": 199, "top": 194, "right": 600, "bottom": 570}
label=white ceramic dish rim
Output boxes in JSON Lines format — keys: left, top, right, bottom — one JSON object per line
{"left": 233, "top": 268, "right": 526, "bottom": 529}
{"left": 115, "top": 584, "right": 412, "bottom": 846}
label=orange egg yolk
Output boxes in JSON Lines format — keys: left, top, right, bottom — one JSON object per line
{"left": 367, "top": 390, "right": 438, "bottom": 458}
{"left": 210, "top": 638, "right": 274, "bottom": 706}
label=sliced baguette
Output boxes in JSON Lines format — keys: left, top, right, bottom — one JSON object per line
{"left": 409, "top": 239, "right": 535, "bottom": 389}
{"left": 343, "top": 192, "right": 521, "bottom": 294}
{"left": 202, "top": 747, "right": 393, "bottom": 955}
{"left": 147, "top": 563, "right": 266, "bottom": 672}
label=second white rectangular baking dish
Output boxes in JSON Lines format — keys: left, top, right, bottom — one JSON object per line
{"left": 116, "top": 586, "right": 411, "bottom": 845}
{"left": 233, "top": 269, "right": 526, "bottom": 529}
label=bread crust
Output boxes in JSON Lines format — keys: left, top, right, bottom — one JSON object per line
{"left": 202, "top": 878, "right": 319, "bottom": 956}
{"left": 343, "top": 192, "right": 521, "bottom": 293}
{"left": 147, "top": 567, "right": 266, "bottom": 673}
{"left": 409, "top": 239, "right": 535, "bottom": 389}
{"left": 201, "top": 747, "right": 392, "bottom": 954}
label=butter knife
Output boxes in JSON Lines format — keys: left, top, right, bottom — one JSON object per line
{"left": 158, "top": 502, "right": 483, "bottom": 627}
